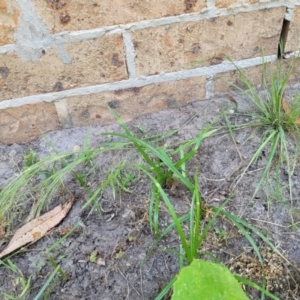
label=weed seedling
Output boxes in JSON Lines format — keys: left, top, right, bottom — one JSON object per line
{"left": 0, "top": 99, "right": 293, "bottom": 300}
{"left": 89, "top": 251, "right": 98, "bottom": 263}
{"left": 214, "top": 227, "right": 229, "bottom": 240}
{"left": 106, "top": 106, "right": 217, "bottom": 234}
{"left": 23, "top": 150, "right": 39, "bottom": 170}
{"left": 0, "top": 259, "right": 31, "bottom": 300}
{"left": 0, "top": 136, "right": 134, "bottom": 231}
{"left": 115, "top": 251, "right": 124, "bottom": 259}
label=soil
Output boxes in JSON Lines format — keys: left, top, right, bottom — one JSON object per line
{"left": 0, "top": 91, "right": 300, "bottom": 300}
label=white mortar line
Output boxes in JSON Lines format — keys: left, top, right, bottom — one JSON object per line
{"left": 122, "top": 32, "right": 137, "bottom": 78}
{"left": 0, "top": 44, "right": 15, "bottom": 54}
{"left": 0, "top": 55, "right": 277, "bottom": 110}
{"left": 54, "top": 99, "right": 72, "bottom": 127}
{"left": 285, "top": 7, "right": 295, "bottom": 21}
{"left": 205, "top": 76, "right": 214, "bottom": 99}
{"left": 284, "top": 50, "right": 300, "bottom": 58}
{"left": 206, "top": 0, "right": 215, "bottom": 10}
{"left": 13, "top": 0, "right": 71, "bottom": 62}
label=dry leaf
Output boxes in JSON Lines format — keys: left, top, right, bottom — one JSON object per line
{"left": 57, "top": 226, "right": 82, "bottom": 236}
{"left": 226, "top": 94, "right": 238, "bottom": 106}
{"left": 282, "top": 97, "right": 300, "bottom": 125}
{"left": 0, "top": 195, "right": 75, "bottom": 259}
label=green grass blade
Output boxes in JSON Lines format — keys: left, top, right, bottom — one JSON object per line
{"left": 197, "top": 198, "right": 231, "bottom": 249}
{"left": 226, "top": 57, "right": 267, "bottom": 113}
{"left": 47, "top": 256, "right": 67, "bottom": 279}
{"left": 140, "top": 166, "right": 192, "bottom": 262}
{"left": 194, "top": 179, "right": 201, "bottom": 250}
{"left": 111, "top": 132, "right": 195, "bottom": 191}
{"left": 33, "top": 265, "right": 60, "bottom": 300}
{"left": 253, "top": 131, "right": 280, "bottom": 198}
{"left": 179, "top": 148, "right": 186, "bottom": 178}
{"left": 152, "top": 185, "right": 160, "bottom": 234}
{"left": 148, "top": 184, "right": 155, "bottom": 232}
{"left": 233, "top": 130, "right": 277, "bottom": 193}
{"left": 279, "top": 126, "right": 293, "bottom": 200}
{"left": 166, "top": 129, "right": 216, "bottom": 179}
{"left": 107, "top": 107, "right": 163, "bottom": 178}
{"left": 191, "top": 172, "right": 201, "bottom": 258}
{"left": 220, "top": 210, "right": 263, "bottom": 264}
{"left": 179, "top": 245, "right": 184, "bottom": 270}
{"left": 0, "top": 259, "right": 18, "bottom": 272}
{"left": 154, "top": 276, "right": 177, "bottom": 300}
{"left": 219, "top": 210, "right": 284, "bottom": 265}
{"left": 46, "top": 222, "right": 81, "bottom": 253}
{"left": 235, "top": 275, "right": 280, "bottom": 300}
{"left": 142, "top": 213, "right": 190, "bottom": 267}
{"left": 189, "top": 184, "right": 195, "bottom": 259}
{"left": 1, "top": 293, "right": 19, "bottom": 300}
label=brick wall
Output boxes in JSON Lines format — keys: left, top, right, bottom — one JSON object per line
{"left": 0, "top": 0, "right": 300, "bottom": 144}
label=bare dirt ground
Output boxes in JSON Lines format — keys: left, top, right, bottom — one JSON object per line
{"left": 0, "top": 92, "right": 300, "bottom": 299}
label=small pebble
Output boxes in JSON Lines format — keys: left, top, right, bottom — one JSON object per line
{"left": 96, "top": 258, "right": 106, "bottom": 266}
{"left": 73, "top": 145, "right": 81, "bottom": 152}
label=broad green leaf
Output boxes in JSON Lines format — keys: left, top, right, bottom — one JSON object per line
{"left": 172, "top": 259, "right": 249, "bottom": 300}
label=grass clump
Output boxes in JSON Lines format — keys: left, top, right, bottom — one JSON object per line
{"left": 106, "top": 108, "right": 283, "bottom": 299}
{"left": 0, "top": 134, "right": 137, "bottom": 231}
{"left": 227, "top": 57, "right": 300, "bottom": 199}
{"left": 105, "top": 107, "right": 217, "bottom": 235}
{"left": 0, "top": 259, "right": 32, "bottom": 300}
{"left": 0, "top": 103, "right": 293, "bottom": 299}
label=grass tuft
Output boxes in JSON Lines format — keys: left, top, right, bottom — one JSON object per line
{"left": 226, "top": 57, "right": 300, "bottom": 200}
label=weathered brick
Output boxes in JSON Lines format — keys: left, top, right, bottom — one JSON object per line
{"left": 220, "top": 0, "right": 262, "bottom": 7}
{"left": 0, "top": 102, "right": 60, "bottom": 144}
{"left": 215, "top": 0, "right": 238, "bottom": 8}
{"left": 245, "top": 0, "right": 259, "bottom": 3}
{"left": 0, "top": 36, "right": 127, "bottom": 100}
{"left": 32, "top": 0, "right": 206, "bottom": 33}
{"left": 281, "top": 58, "right": 300, "bottom": 87}
{"left": 285, "top": 6, "right": 300, "bottom": 53}
{"left": 0, "top": 0, "right": 19, "bottom": 46}
{"left": 133, "top": 7, "right": 285, "bottom": 76}
{"left": 213, "top": 60, "right": 300, "bottom": 95}
{"left": 61, "top": 77, "right": 206, "bottom": 127}
{"left": 213, "top": 65, "right": 264, "bottom": 94}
